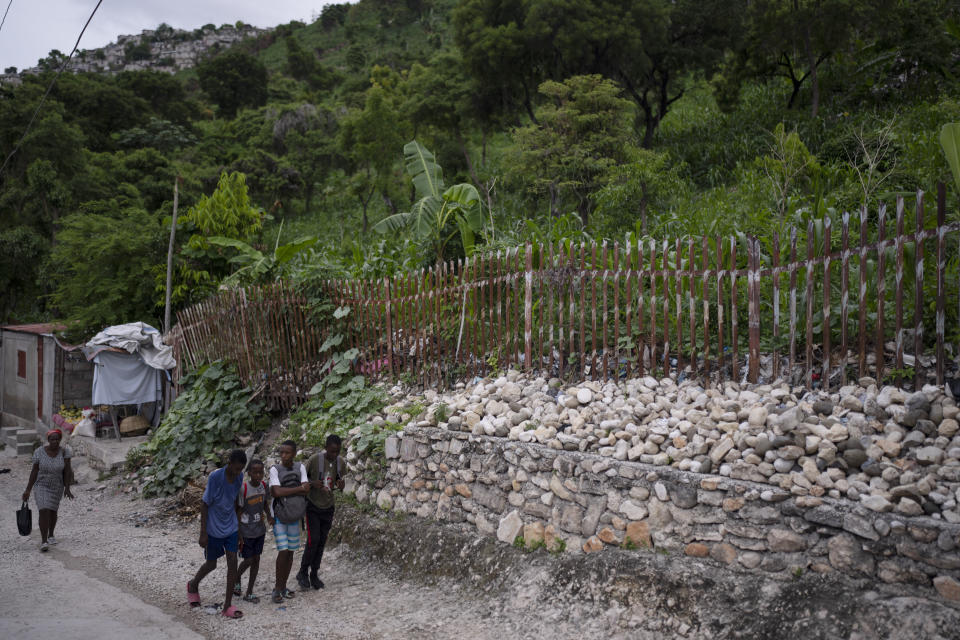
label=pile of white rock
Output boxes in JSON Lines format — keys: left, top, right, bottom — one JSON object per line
{"left": 369, "top": 371, "right": 960, "bottom": 523}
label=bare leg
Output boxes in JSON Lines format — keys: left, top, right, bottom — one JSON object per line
{"left": 223, "top": 551, "right": 237, "bottom": 610}
{"left": 189, "top": 558, "right": 217, "bottom": 594}
{"left": 48, "top": 510, "right": 58, "bottom": 538}
{"left": 38, "top": 509, "right": 50, "bottom": 543}
{"left": 237, "top": 557, "right": 252, "bottom": 583}
{"left": 245, "top": 556, "right": 260, "bottom": 596}
{"left": 274, "top": 550, "right": 293, "bottom": 592}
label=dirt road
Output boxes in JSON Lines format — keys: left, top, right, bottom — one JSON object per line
{"left": 0, "top": 448, "right": 568, "bottom": 640}
{"left": 0, "top": 449, "right": 202, "bottom": 640}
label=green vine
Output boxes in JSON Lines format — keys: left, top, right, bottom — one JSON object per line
{"left": 289, "top": 304, "right": 388, "bottom": 457}
{"left": 130, "top": 361, "right": 265, "bottom": 497}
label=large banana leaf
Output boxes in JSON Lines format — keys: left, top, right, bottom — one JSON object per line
{"left": 371, "top": 211, "right": 413, "bottom": 235}
{"left": 372, "top": 195, "right": 443, "bottom": 236}
{"left": 404, "top": 140, "right": 443, "bottom": 200}
{"left": 274, "top": 235, "right": 318, "bottom": 263}
{"left": 412, "top": 195, "right": 443, "bottom": 237}
{"left": 208, "top": 236, "right": 265, "bottom": 266}
{"left": 443, "top": 183, "right": 482, "bottom": 231}
{"left": 940, "top": 123, "right": 960, "bottom": 194}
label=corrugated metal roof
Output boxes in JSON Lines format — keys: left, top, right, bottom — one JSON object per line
{"left": 1, "top": 323, "right": 66, "bottom": 335}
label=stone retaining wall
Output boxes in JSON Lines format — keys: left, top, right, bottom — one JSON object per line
{"left": 345, "top": 425, "right": 960, "bottom": 601}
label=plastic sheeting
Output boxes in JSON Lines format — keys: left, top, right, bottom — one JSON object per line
{"left": 91, "top": 351, "right": 162, "bottom": 405}
{"left": 85, "top": 322, "right": 175, "bottom": 370}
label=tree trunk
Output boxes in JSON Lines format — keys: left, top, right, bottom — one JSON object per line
{"left": 304, "top": 180, "right": 314, "bottom": 215}
{"left": 481, "top": 128, "right": 487, "bottom": 167}
{"left": 381, "top": 193, "right": 397, "bottom": 215}
{"left": 640, "top": 182, "right": 649, "bottom": 235}
{"left": 457, "top": 131, "right": 495, "bottom": 225}
{"left": 786, "top": 77, "right": 803, "bottom": 110}
{"left": 522, "top": 82, "right": 539, "bottom": 125}
{"left": 548, "top": 182, "right": 560, "bottom": 217}
{"left": 804, "top": 25, "right": 820, "bottom": 118}
{"left": 577, "top": 198, "right": 590, "bottom": 230}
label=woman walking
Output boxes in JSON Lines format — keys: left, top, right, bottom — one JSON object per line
{"left": 22, "top": 429, "right": 74, "bottom": 551}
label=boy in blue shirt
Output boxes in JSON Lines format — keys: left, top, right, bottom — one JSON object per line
{"left": 186, "top": 449, "right": 247, "bottom": 619}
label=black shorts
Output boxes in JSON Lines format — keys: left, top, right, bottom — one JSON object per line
{"left": 239, "top": 534, "right": 265, "bottom": 559}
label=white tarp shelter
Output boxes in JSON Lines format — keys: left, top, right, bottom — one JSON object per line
{"left": 82, "top": 323, "right": 175, "bottom": 437}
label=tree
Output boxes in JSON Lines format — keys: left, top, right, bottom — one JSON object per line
{"left": 284, "top": 36, "right": 340, "bottom": 90}
{"left": 196, "top": 51, "right": 268, "bottom": 118}
{"left": 454, "top": 0, "right": 742, "bottom": 146}
{"left": 207, "top": 232, "right": 318, "bottom": 286}
{"left": 592, "top": 148, "right": 686, "bottom": 236}
{"left": 170, "top": 171, "right": 265, "bottom": 305}
{"left": 716, "top": 0, "right": 886, "bottom": 117}
{"left": 374, "top": 141, "right": 484, "bottom": 262}
{"left": 0, "top": 226, "right": 46, "bottom": 322}
{"left": 124, "top": 40, "right": 153, "bottom": 62}
{"left": 404, "top": 51, "right": 496, "bottom": 204}
{"left": 282, "top": 106, "right": 340, "bottom": 215}
{"left": 116, "top": 70, "right": 195, "bottom": 124}
{"left": 48, "top": 201, "right": 165, "bottom": 335}
{"left": 337, "top": 79, "right": 406, "bottom": 233}
{"left": 510, "top": 75, "right": 635, "bottom": 228}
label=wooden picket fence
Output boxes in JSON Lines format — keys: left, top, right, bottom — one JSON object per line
{"left": 170, "top": 186, "right": 959, "bottom": 409}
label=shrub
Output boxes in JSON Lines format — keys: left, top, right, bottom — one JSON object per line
{"left": 133, "top": 361, "right": 265, "bottom": 496}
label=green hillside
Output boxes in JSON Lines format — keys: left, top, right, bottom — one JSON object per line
{"left": 0, "top": 0, "right": 958, "bottom": 340}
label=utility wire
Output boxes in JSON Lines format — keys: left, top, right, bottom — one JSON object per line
{"left": 0, "top": 0, "right": 14, "bottom": 39}
{"left": 0, "top": 0, "right": 103, "bottom": 179}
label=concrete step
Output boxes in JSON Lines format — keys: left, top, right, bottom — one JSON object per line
{"left": 12, "top": 442, "right": 33, "bottom": 455}
{"left": 13, "top": 429, "right": 37, "bottom": 444}
{"left": 0, "top": 427, "right": 38, "bottom": 455}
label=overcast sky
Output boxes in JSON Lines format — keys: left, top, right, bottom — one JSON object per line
{"left": 0, "top": 1, "right": 333, "bottom": 71}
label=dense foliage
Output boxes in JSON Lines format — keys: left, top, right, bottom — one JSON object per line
{"left": 1, "top": 0, "right": 959, "bottom": 339}
{"left": 129, "top": 361, "right": 266, "bottom": 497}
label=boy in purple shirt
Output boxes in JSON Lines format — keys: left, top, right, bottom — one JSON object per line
{"left": 186, "top": 449, "right": 247, "bottom": 619}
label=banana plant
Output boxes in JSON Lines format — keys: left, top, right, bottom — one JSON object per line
{"left": 373, "top": 140, "right": 483, "bottom": 262}
{"left": 208, "top": 222, "right": 318, "bottom": 286}
{"left": 940, "top": 123, "right": 960, "bottom": 194}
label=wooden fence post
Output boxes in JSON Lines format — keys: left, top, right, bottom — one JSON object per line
{"left": 823, "top": 216, "right": 833, "bottom": 391}
{"left": 937, "top": 184, "right": 946, "bottom": 387}
{"left": 524, "top": 243, "right": 533, "bottom": 372}
{"left": 747, "top": 237, "right": 760, "bottom": 383}
{"left": 858, "top": 208, "right": 868, "bottom": 380}
{"left": 772, "top": 231, "right": 781, "bottom": 380}
{"left": 914, "top": 191, "right": 924, "bottom": 390}
{"left": 876, "top": 203, "right": 888, "bottom": 384}
{"left": 385, "top": 276, "right": 394, "bottom": 377}
{"left": 895, "top": 197, "right": 905, "bottom": 386}
{"left": 840, "top": 213, "right": 850, "bottom": 388}
{"left": 805, "top": 220, "right": 815, "bottom": 389}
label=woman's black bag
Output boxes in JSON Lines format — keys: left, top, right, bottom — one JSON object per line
{"left": 16, "top": 501, "right": 31, "bottom": 536}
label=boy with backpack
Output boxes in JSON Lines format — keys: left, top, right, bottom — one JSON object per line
{"left": 233, "top": 459, "right": 274, "bottom": 603}
{"left": 269, "top": 440, "right": 309, "bottom": 603}
{"left": 296, "top": 434, "right": 345, "bottom": 590}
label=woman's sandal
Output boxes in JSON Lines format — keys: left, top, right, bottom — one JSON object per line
{"left": 232, "top": 582, "right": 242, "bottom": 597}
{"left": 221, "top": 605, "right": 243, "bottom": 619}
{"left": 242, "top": 593, "right": 260, "bottom": 604}
{"left": 281, "top": 588, "right": 295, "bottom": 599}
{"left": 271, "top": 590, "right": 283, "bottom": 604}
{"left": 187, "top": 582, "right": 201, "bottom": 608}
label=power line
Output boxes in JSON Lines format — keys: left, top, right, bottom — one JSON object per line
{"left": 0, "top": 0, "right": 104, "bottom": 179}
{"left": 0, "top": 0, "right": 13, "bottom": 39}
